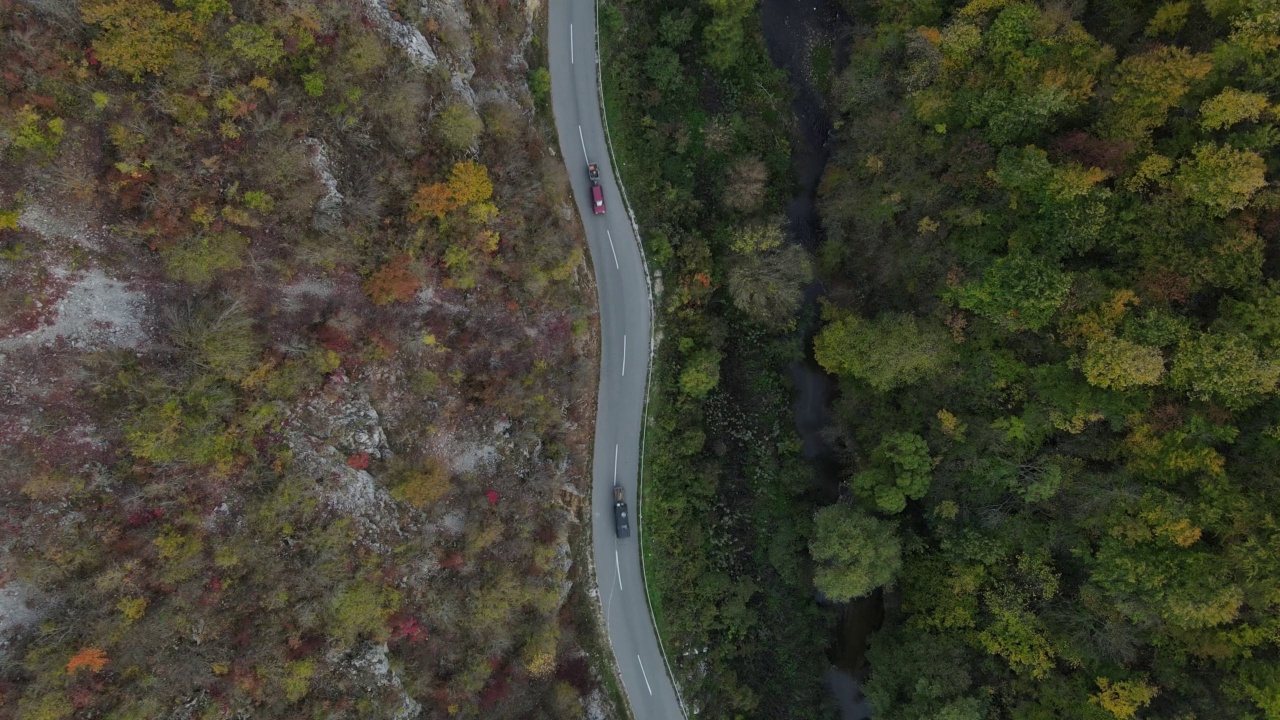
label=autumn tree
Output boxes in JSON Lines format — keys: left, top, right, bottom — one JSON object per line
{"left": 66, "top": 647, "right": 109, "bottom": 674}
{"left": 1092, "top": 677, "right": 1159, "bottom": 720}
{"left": 1098, "top": 46, "right": 1212, "bottom": 141}
{"left": 1173, "top": 143, "right": 1267, "bottom": 216}
{"left": 365, "top": 257, "right": 422, "bottom": 305}
{"left": 1082, "top": 336, "right": 1165, "bottom": 390}
{"left": 81, "top": 0, "right": 200, "bottom": 81}
{"left": 391, "top": 458, "right": 453, "bottom": 507}
{"left": 729, "top": 218, "right": 785, "bottom": 254}
{"left": 1199, "top": 87, "right": 1271, "bottom": 130}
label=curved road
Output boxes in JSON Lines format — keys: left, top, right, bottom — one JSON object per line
{"left": 546, "top": 4, "right": 684, "bottom": 719}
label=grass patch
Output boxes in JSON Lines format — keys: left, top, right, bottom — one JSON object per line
{"left": 811, "top": 42, "right": 835, "bottom": 101}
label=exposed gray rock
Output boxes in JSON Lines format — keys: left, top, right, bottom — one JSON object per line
{"left": 362, "top": 0, "right": 439, "bottom": 69}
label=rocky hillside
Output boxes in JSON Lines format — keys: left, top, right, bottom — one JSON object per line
{"left": 0, "top": 0, "right": 607, "bottom": 717}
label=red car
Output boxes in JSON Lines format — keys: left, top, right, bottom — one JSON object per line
{"left": 588, "top": 163, "right": 606, "bottom": 215}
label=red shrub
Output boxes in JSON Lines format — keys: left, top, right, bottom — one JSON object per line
{"left": 365, "top": 258, "right": 422, "bottom": 305}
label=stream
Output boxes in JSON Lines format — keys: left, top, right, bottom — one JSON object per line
{"left": 755, "top": 0, "right": 879, "bottom": 717}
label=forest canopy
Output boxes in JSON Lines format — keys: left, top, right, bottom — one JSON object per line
{"left": 814, "top": 0, "right": 1280, "bottom": 717}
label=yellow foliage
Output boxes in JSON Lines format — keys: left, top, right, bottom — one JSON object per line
{"left": 1091, "top": 677, "right": 1158, "bottom": 720}
{"left": 117, "top": 596, "right": 148, "bottom": 624}
{"left": 81, "top": 0, "right": 200, "bottom": 81}
{"left": 936, "top": 409, "right": 967, "bottom": 439}
{"left": 522, "top": 626, "right": 559, "bottom": 678}
{"left": 447, "top": 160, "right": 494, "bottom": 205}
{"left": 1125, "top": 422, "right": 1226, "bottom": 479}
{"left": 394, "top": 459, "right": 452, "bottom": 507}
{"left": 0, "top": 207, "right": 21, "bottom": 231}
{"left": 958, "top": 0, "right": 1012, "bottom": 18}
{"left": 1068, "top": 289, "right": 1139, "bottom": 344}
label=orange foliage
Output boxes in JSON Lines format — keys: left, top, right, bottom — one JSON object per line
{"left": 408, "top": 182, "right": 458, "bottom": 222}
{"left": 407, "top": 162, "right": 495, "bottom": 223}
{"left": 67, "top": 647, "right": 109, "bottom": 674}
{"left": 365, "top": 257, "right": 422, "bottom": 305}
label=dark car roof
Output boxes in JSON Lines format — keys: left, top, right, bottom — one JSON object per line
{"left": 613, "top": 494, "right": 630, "bottom": 537}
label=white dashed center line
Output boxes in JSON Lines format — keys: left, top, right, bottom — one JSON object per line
{"left": 637, "top": 656, "right": 653, "bottom": 695}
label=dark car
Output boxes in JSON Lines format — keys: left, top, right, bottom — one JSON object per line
{"left": 588, "top": 163, "right": 606, "bottom": 215}
{"left": 613, "top": 485, "right": 630, "bottom": 538}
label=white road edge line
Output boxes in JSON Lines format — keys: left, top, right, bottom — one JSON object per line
{"left": 569, "top": 23, "right": 574, "bottom": 64}
{"left": 613, "top": 444, "right": 619, "bottom": 480}
{"left": 578, "top": 125, "right": 588, "bottom": 162}
{"left": 615, "top": 550, "right": 623, "bottom": 591}
{"left": 621, "top": 335, "right": 627, "bottom": 376}
{"left": 637, "top": 656, "right": 653, "bottom": 695}
{"left": 606, "top": 230, "right": 619, "bottom": 269}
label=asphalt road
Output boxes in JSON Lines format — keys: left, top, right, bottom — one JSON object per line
{"left": 546, "top": 3, "right": 685, "bottom": 719}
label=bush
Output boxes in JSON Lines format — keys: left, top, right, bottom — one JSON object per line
{"left": 435, "top": 102, "right": 483, "bottom": 150}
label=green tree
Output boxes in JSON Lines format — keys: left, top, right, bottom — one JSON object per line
{"left": 529, "top": 67, "right": 551, "bottom": 104}
{"left": 167, "top": 298, "right": 261, "bottom": 382}
{"left": 81, "top": 0, "right": 199, "bottom": 81}
{"left": 1098, "top": 46, "right": 1213, "bottom": 141}
{"left": 1173, "top": 143, "right": 1267, "bottom": 215}
{"left": 645, "top": 46, "right": 684, "bottom": 95}
{"left": 810, "top": 504, "right": 902, "bottom": 602}
{"left": 729, "top": 219, "right": 785, "bottom": 254}
{"left": 435, "top": 103, "right": 484, "bottom": 150}
{"left": 814, "top": 312, "right": 951, "bottom": 391}
{"left": 863, "top": 626, "right": 984, "bottom": 719}
{"left": 1146, "top": 1, "right": 1192, "bottom": 36}
{"left": 225, "top": 23, "right": 284, "bottom": 70}
{"left": 1169, "top": 332, "right": 1280, "bottom": 408}
{"left": 164, "top": 230, "right": 250, "bottom": 285}
{"left": 703, "top": 0, "right": 754, "bottom": 72}
{"left": 951, "top": 251, "right": 1072, "bottom": 332}
{"left": 680, "top": 348, "right": 723, "bottom": 398}
{"left": 1216, "top": 280, "right": 1280, "bottom": 352}
{"left": 1199, "top": 87, "right": 1271, "bottom": 129}
{"left": 660, "top": 9, "right": 696, "bottom": 45}
{"left": 1082, "top": 336, "right": 1165, "bottom": 390}
{"left": 852, "top": 433, "right": 933, "bottom": 514}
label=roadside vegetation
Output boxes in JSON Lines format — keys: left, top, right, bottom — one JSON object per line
{"left": 600, "top": 0, "right": 834, "bottom": 716}
{"left": 813, "top": 0, "right": 1280, "bottom": 717}
{"left": 0, "top": 1, "right": 614, "bottom": 718}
